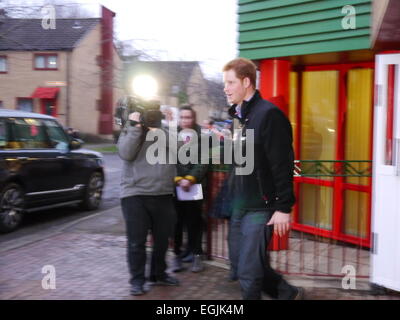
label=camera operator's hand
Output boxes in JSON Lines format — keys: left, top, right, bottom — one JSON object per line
{"left": 178, "top": 179, "right": 192, "bottom": 192}
{"left": 128, "top": 112, "right": 141, "bottom": 127}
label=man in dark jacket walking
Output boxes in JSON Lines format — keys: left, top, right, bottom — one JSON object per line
{"left": 222, "top": 58, "right": 304, "bottom": 300}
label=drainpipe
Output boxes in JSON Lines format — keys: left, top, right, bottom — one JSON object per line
{"left": 99, "top": 6, "right": 115, "bottom": 135}
{"left": 66, "top": 50, "right": 71, "bottom": 127}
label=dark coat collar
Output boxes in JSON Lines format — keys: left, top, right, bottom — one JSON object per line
{"left": 228, "top": 90, "right": 261, "bottom": 123}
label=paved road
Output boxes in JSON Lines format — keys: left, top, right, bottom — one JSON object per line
{"left": 1, "top": 151, "right": 400, "bottom": 300}
{"left": 0, "top": 152, "right": 122, "bottom": 245}
{"left": 1, "top": 203, "right": 399, "bottom": 300}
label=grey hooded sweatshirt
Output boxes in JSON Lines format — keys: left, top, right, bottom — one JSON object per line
{"left": 117, "top": 124, "right": 178, "bottom": 199}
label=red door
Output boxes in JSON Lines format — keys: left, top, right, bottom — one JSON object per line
{"left": 40, "top": 98, "right": 57, "bottom": 117}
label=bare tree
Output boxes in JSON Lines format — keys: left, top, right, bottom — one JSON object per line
{"left": 0, "top": 0, "right": 226, "bottom": 113}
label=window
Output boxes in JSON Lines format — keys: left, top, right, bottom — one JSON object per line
{"left": 0, "top": 56, "right": 7, "bottom": 73}
{"left": 8, "top": 118, "right": 52, "bottom": 149}
{"left": 0, "top": 119, "right": 7, "bottom": 148}
{"left": 34, "top": 54, "right": 58, "bottom": 70}
{"left": 47, "top": 56, "right": 57, "bottom": 69}
{"left": 35, "top": 55, "right": 45, "bottom": 69}
{"left": 17, "top": 98, "right": 33, "bottom": 112}
{"left": 43, "top": 120, "right": 69, "bottom": 151}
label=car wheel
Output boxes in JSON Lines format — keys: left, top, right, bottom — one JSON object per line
{"left": 0, "top": 183, "right": 25, "bottom": 233}
{"left": 80, "top": 172, "right": 104, "bottom": 211}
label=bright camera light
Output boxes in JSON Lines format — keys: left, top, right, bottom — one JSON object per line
{"left": 132, "top": 75, "right": 158, "bottom": 100}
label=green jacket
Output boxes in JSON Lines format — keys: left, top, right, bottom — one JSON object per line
{"left": 175, "top": 124, "right": 209, "bottom": 191}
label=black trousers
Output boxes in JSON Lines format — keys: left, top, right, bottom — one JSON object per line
{"left": 121, "top": 195, "right": 176, "bottom": 286}
{"left": 173, "top": 199, "right": 204, "bottom": 256}
{"left": 228, "top": 210, "right": 295, "bottom": 300}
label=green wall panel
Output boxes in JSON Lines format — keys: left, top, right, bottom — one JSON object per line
{"left": 238, "top": 0, "right": 372, "bottom": 59}
{"left": 239, "top": 29, "right": 370, "bottom": 50}
{"left": 240, "top": 37, "right": 371, "bottom": 60}
{"left": 239, "top": 0, "right": 370, "bottom": 23}
{"left": 239, "top": 0, "right": 317, "bottom": 13}
{"left": 239, "top": 4, "right": 370, "bottom": 31}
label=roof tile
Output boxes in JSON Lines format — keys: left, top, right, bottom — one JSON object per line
{"left": 0, "top": 18, "right": 100, "bottom": 51}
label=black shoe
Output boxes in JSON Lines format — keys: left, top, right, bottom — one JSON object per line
{"left": 292, "top": 287, "right": 305, "bottom": 300}
{"left": 278, "top": 283, "right": 305, "bottom": 300}
{"left": 130, "top": 285, "right": 145, "bottom": 296}
{"left": 149, "top": 275, "right": 180, "bottom": 286}
{"left": 227, "top": 269, "right": 238, "bottom": 282}
{"left": 181, "top": 253, "right": 194, "bottom": 263}
{"left": 227, "top": 274, "right": 238, "bottom": 282}
{"left": 179, "top": 250, "right": 191, "bottom": 259}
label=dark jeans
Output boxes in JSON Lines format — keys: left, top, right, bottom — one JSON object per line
{"left": 228, "top": 210, "right": 294, "bottom": 300}
{"left": 121, "top": 195, "right": 176, "bottom": 286}
{"left": 174, "top": 200, "right": 204, "bottom": 256}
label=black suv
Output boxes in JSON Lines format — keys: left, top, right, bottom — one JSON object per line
{"left": 0, "top": 109, "right": 104, "bottom": 233}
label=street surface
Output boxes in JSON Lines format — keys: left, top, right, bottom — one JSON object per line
{"left": 1, "top": 151, "right": 399, "bottom": 300}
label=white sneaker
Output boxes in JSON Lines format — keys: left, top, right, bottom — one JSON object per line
{"left": 191, "top": 254, "right": 205, "bottom": 273}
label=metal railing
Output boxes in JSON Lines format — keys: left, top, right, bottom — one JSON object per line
{"left": 205, "top": 160, "right": 372, "bottom": 278}
{"left": 294, "top": 160, "right": 372, "bottom": 177}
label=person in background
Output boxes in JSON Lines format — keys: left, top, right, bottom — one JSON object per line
{"left": 161, "top": 106, "right": 176, "bottom": 128}
{"left": 172, "top": 106, "right": 209, "bottom": 273}
{"left": 202, "top": 119, "right": 222, "bottom": 139}
{"left": 117, "top": 111, "right": 180, "bottom": 296}
{"left": 66, "top": 127, "right": 80, "bottom": 139}
{"left": 201, "top": 119, "right": 214, "bottom": 134}
{"left": 220, "top": 121, "right": 233, "bottom": 141}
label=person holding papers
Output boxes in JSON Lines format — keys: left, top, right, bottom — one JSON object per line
{"left": 173, "top": 106, "right": 209, "bottom": 273}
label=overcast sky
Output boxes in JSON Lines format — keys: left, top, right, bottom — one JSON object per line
{"left": 2, "top": 0, "right": 238, "bottom": 79}
{"left": 85, "top": 0, "right": 239, "bottom": 79}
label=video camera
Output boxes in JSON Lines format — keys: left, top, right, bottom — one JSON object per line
{"left": 114, "top": 95, "right": 163, "bottom": 129}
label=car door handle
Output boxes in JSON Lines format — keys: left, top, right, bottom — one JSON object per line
{"left": 17, "top": 157, "right": 28, "bottom": 160}
{"left": 57, "top": 156, "right": 67, "bottom": 159}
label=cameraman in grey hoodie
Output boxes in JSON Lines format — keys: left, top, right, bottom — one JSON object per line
{"left": 118, "top": 112, "right": 179, "bottom": 296}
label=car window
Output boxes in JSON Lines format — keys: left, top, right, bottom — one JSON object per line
{"left": 43, "top": 120, "right": 69, "bottom": 151}
{"left": 0, "top": 119, "right": 7, "bottom": 148}
{"left": 8, "top": 118, "right": 52, "bottom": 149}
